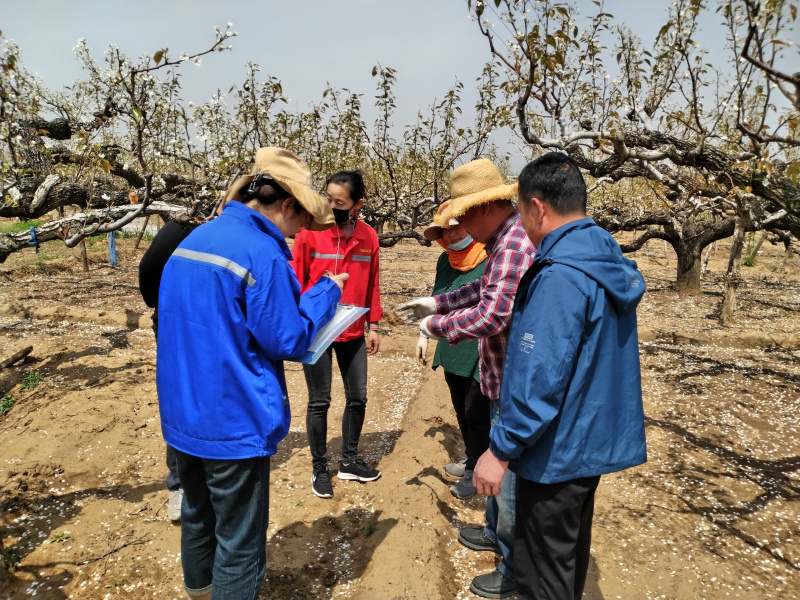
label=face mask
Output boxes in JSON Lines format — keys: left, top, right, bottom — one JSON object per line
{"left": 447, "top": 235, "right": 473, "bottom": 252}
{"left": 332, "top": 208, "right": 352, "bottom": 225}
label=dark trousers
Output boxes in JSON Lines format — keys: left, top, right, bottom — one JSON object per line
{"left": 514, "top": 475, "right": 601, "bottom": 600}
{"left": 175, "top": 450, "right": 271, "bottom": 600}
{"left": 166, "top": 444, "right": 181, "bottom": 491}
{"left": 442, "top": 371, "right": 491, "bottom": 470}
{"left": 303, "top": 337, "right": 368, "bottom": 471}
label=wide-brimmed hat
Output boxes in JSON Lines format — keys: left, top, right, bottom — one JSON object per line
{"left": 423, "top": 200, "right": 460, "bottom": 241}
{"left": 436, "top": 158, "right": 517, "bottom": 225}
{"left": 224, "top": 147, "right": 334, "bottom": 231}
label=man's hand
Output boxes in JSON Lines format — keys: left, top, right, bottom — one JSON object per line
{"left": 367, "top": 330, "right": 381, "bottom": 356}
{"left": 415, "top": 335, "right": 429, "bottom": 365}
{"left": 326, "top": 272, "right": 349, "bottom": 293}
{"left": 419, "top": 315, "right": 439, "bottom": 340}
{"left": 473, "top": 449, "right": 508, "bottom": 497}
{"left": 396, "top": 297, "right": 436, "bottom": 323}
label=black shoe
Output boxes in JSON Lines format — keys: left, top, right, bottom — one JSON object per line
{"left": 469, "top": 570, "right": 517, "bottom": 599}
{"left": 458, "top": 527, "right": 500, "bottom": 554}
{"left": 311, "top": 469, "right": 333, "bottom": 498}
{"left": 337, "top": 458, "right": 381, "bottom": 482}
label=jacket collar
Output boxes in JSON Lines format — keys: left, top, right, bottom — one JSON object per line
{"left": 485, "top": 210, "right": 520, "bottom": 255}
{"left": 328, "top": 217, "right": 368, "bottom": 241}
{"left": 224, "top": 201, "right": 293, "bottom": 260}
{"left": 535, "top": 217, "right": 594, "bottom": 261}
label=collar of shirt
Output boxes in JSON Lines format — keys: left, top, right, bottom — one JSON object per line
{"left": 329, "top": 217, "right": 368, "bottom": 241}
{"left": 484, "top": 210, "right": 521, "bottom": 255}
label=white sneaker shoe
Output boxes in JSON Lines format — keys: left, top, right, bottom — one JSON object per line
{"left": 167, "top": 488, "right": 183, "bottom": 522}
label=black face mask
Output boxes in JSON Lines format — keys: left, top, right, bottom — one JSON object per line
{"left": 332, "top": 208, "right": 351, "bottom": 225}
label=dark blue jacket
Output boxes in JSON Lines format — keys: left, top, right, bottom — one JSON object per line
{"left": 156, "top": 201, "right": 340, "bottom": 460}
{"left": 490, "top": 218, "right": 647, "bottom": 483}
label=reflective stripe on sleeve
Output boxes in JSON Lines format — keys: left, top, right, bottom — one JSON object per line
{"left": 172, "top": 248, "right": 257, "bottom": 287}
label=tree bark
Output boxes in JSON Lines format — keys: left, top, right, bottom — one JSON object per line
{"left": 675, "top": 246, "right": 703, "bottom": 293}
{"left": 720, "top": 216, "right": 747, "bottom": 325}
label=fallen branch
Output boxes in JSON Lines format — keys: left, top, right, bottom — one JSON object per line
{"left": 0, "top": 346, "right": 33, "bottom": 370}
{"left": 80, "top": 534, "right": 149, "bottom": 564}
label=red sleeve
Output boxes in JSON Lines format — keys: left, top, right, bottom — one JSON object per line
{"left": 365, "top": 231, "right": 383, "bottom": 323}
{"left": 291, "top": 229, "right": 312, "bottom": 293}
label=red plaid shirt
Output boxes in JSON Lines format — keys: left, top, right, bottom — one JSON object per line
{"left": 430, "top": 211, "right": 535, "bottom": 400}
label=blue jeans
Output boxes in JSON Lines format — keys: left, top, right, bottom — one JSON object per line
{"left": 175, "top": 450, "right": 270, "bottom": 600}
{"left": 484, "top": 400, "right": 516, "bottom": 580}
{"left": 303, "top": 337, "right": 368, "bottom": 471}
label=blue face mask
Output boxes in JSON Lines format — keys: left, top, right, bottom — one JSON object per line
{"left": 447, "top": 235, "right": 473, "bottom": 252}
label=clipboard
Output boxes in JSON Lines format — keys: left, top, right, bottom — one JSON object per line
{"left": 295, "top": 304, "right": 369, "bottom": 365}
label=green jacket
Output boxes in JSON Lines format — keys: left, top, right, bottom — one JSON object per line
{"left": 431, "top": 252, "right": 486, "bottom": 381}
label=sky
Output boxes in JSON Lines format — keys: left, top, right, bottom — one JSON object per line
{"left": 1, "top": 0, "right": 735, "bottom": 169}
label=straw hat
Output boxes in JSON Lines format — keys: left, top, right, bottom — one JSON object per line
{"left": 224, "top": 147, "right": 334, "bottom": 231}
{"left": 436, "top": 158, "right": 517, "bottom": 226}
{"left": 423, "top": 200, "right": 460, "bottom": 241}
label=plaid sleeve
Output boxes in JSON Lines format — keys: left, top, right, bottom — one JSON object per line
{"left": 435, "top": 277, "right": 482, "bottom": 313}
{"left": 431, "top": 248, "right": 529, "bottom": 345}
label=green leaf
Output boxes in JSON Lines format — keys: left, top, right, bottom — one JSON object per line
{"left": 130, "top": 107, "right": 143, "bottom": 122}
{"left": 655, "top": 21, "right": 673, "bottom": 44}
{"left": 371, "top": 66, "right": 378, "bottom": 77}
{"left": 153, "top": 50, "right": 164, "bottom": 65}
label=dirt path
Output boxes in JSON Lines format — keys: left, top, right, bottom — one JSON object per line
{"left": 1, "top": 235, "right": 799, "bottom": 599}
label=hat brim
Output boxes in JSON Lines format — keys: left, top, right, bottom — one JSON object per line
{"left": 423, "top": 216, "right": 459, "bottom": 241}
{"left": 224, "top": 174, "right": 334, "bottom": 232}
{"left": 436, "top": 183, "right": 518, "bottom": 225}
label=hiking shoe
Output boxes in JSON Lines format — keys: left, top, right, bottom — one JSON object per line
{"left": 167, "top": 488, "right": 183, "bottom": 522}
{"left": 337, "top": 458, "right": 381, "bottom": 482}
{"left": 469, "top": 569, "right": 517, "bottom": 599}
{"left": 311, "top": 469, "right": 334, "bottom": 498}
{"left": 458, "top": 527, "right": 500, "bottom": 554}
{"left": 450, "top": 469, "right": 476, "bottom": 499}
{"left": 444, "top": 458, "right": 467, "bottom": 479}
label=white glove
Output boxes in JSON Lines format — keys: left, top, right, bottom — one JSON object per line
{"left": 396, "top": 296, "right": 437, "bottom": 323}
{"left": 419, "top": 315, "right": 440, "bottom": 340}
{"left": 415, "top": 335, "right": 429, "bottom": 365}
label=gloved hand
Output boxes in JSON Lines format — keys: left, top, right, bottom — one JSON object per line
{"left": 419, "top": 315, "right": 440, "bottom": 340}
{"left": 396, "top": 296, "right": 437, "bottom": 323}
{"left": 415, "top": 335, "right": 429, "bottom": 365}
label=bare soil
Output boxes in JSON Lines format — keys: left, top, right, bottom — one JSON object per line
{"left": 1, "top": 232, "right": 799, "bottom": 600}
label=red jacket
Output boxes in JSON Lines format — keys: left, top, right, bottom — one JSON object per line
{"left": 292, "top": 219, "right": 383, "bottom": 342}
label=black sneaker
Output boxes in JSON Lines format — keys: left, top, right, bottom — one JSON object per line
{"left": 311, "top": 469, "right": 333, "bottom": 498}
{"left": 469, "top": 569, "right": 517, "bottom": 599}
{"left": 458, "top": 527, "right": 501, "bottom": 554}
{"left": 337, "top": 458, "right": 381, "bottom": 482}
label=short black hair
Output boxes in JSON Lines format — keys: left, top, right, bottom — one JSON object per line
{"left": 518, "top": 152, "right": 586, "bottom": 216}
{"left": 327, "top": 170, "right": 366, "bottom": 203}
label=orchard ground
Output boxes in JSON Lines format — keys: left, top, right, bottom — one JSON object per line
{"left": 1, "top": 230, "right": 799, "bottom": 600}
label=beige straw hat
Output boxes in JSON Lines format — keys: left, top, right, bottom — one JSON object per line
{"left": 224, "top": 147, "right": 334, "bottom": 231}
{"left": 423, "top": 200, "right": 459, "bottom": 241}
{"left": 436, "top": 158, "right": 517, "bottom": 226}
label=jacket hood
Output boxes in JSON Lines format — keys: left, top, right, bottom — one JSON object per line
{"left": 535, "top": 218, "right": 645, "bottom": 314}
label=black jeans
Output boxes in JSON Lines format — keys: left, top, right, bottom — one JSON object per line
{"left": 514, "top": 475, "right": 601, "bottom": 600}
{"left": 443, "top": 371, "right": 491, "bottom": 470}
{"left": 303, "top": 337, "right": 368, "bottom": 472}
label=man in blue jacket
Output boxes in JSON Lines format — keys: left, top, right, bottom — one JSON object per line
{"left": 473, "top": 152, "right": 647, "bottom": 600}
{"left": 157, "top": 148, "right": 348, "bottom": 600}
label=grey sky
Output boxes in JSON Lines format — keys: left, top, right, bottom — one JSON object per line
{"left": 2, "top": 0, "right": 736, "bottom": 168}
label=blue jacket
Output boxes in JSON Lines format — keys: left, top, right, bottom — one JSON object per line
{"left": 490, "top": 218, "right": 647, "bottom": 483}
{"left": 156, "top": 201, "right": 340, "bottom": 460}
